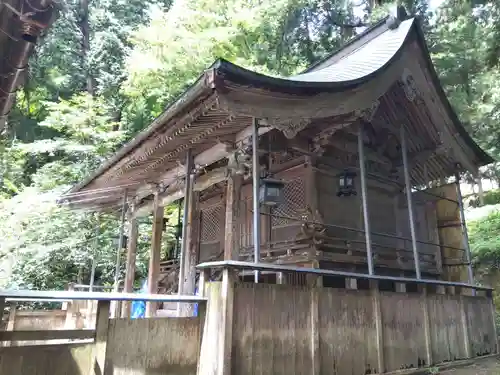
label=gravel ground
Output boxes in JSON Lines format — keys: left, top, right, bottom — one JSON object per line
{"left": 439, "top": 356, "right": 500, "bottom": 375}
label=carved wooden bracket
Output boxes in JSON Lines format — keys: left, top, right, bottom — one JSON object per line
{"left": 271, "top": 118, "right": 311, "bottom": 139}
{"left": 354, "top": 100, "right": 380, "bottom": 122}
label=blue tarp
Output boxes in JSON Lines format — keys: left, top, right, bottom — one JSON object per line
{"left": 131, "top": 280, "right": 147, "bottom": 319}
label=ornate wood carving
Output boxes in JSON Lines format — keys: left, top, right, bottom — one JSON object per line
{"left": 400, "top": 68, "right": 419, "bottom": 102}
{"left": 354, "top": 100, "right": 380, "bottom": 122}
{"left": 271, "top": 118, "right": 311, "bottom": 139}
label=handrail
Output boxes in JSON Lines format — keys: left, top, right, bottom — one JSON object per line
{"left": 196, "top": 260, "right": 493, "bottom": 291}
{"left": 0, "top": 290, "right": 207, "bottom": 303}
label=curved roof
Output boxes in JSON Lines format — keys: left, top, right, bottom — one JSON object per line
{"left": 65, "top": 12, "right": 492, "bottom": 210}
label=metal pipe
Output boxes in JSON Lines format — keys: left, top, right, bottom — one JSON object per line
{"left": 358, "top": 125, "right": 374, "bottom": 275}
{"left": 252, "top": 117, "right": 261, "bottom": 283}
{"left": 455, "top": 172, "right": 474, "bottom": 285}
{"left": 113, "top": 191, "right": 127, "bottom": 291}
{"left": 178, "top": 149, "right": 193, "bottom": 295}
{"left": 401, "top": 126, "right": 421, "bottom": 279}
{"left": 195, "top": 260, "right": 493, "bottom": 292}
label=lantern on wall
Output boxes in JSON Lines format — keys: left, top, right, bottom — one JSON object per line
{"left": 337, "top": 169, "right": 357, "bottom": 197}
{"left": 259, "top": 178, "right": 285, "bottom": 206}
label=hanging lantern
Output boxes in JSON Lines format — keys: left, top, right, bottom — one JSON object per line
{"left": 162, "top": 217, "right": 169, "bottom": 231}
{"left": 112, "top": 235, "right": 128, "bottom": 249}
{"left": 337, "top": 169, "right": 357, "bottom": 197}
{"left": 259, "top": 178, "right": 285, "bottom": 206}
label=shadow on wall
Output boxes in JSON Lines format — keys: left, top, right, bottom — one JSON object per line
{"left": 0, "top": 343, "right": 92, "bottom": 375}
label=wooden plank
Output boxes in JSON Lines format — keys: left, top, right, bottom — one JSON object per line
{"left": 311, "top": 286, "right": 320, "bottom": 375}
{"left": 371, "top": 281, "right": 385, "bottom": 374}
{"left": 421, "top": 285, "right": 433, "bottom": 366}
{"left": 122, "top": 214, "right": 139, "bottom": 318}
{"left": 106, "top": 317, "right": 200, "bottom": 375}
{"left": 92, "top": 300, "right": 110, "bottom": 375}
{"left": 0, "top": 329, "right": 94, "bottom": 342}
{"left": 380, "top": 291, "right": 426, "bottom": 371}
{"left": 146, "top": 194, "right": 164, "bottom": 317}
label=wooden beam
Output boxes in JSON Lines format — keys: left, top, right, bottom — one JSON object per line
{"left": 121, "top": 213, "right": 138, "bottom": 318}
{"left": 134, "top": 167, "right": 229, "bottom": 217}
{"left": 0, "top": 329, "right": 95, "bottom": 342}
{"left": 146, "top": 194, "right": 163, "bottom": 317}
{"left": 92, "top": 300, "right": 110, "bottom": 375}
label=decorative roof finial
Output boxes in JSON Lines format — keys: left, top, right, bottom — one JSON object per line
{"left": 386, "top": 5, "right": 408, "bottom": 29}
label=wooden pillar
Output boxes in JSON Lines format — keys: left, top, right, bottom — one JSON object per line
{"left": 121, "top": 213, "right": 139, "bottom": 318}
{"left": 224, "top": 174, "right": 242, "bottom": 260}
{"left": 371, "top": 280, "right": 385, "bottom": 373}
{"left": 0, "top": 297, "right": 4, "bottom": 325}
{"left": 146, "top": 193, "right": 163, "bottom": 317}
{"left": 488, "top": 290, "right": 499, "bottom": 354}
{"left": 180, "top": 191, "right": 200, "bottom": 316}
{"left": 92, "top": 300, "right": 110, "bottom": 375}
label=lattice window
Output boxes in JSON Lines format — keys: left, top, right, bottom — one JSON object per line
{"left": 201, "top": 204, "right": 224, "bottom": 243}
{"left": 272, "top": 177, "right": 306, "bottom": 227}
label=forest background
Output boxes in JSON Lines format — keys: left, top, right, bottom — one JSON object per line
{"left": 1, "top": 0, "right": 500, "bottom": 296}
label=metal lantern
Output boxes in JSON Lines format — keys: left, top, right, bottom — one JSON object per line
{"left": 337, "top": 169, "right": 357, "bottom": 197}
{"left": 112, "top": 235, "right": 128, "bottom": 249}
{"left": 259, "top": 178, "right": 285, "bottom": 206}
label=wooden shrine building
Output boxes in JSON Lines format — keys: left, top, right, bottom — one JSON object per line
{"left": 64, "top": 11, "right": 492, "bottom": 313}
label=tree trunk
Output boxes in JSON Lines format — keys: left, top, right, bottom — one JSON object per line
{"left": 79, "top": 0, "right": 94, "bottom": 95}
{"left": 477, "top": 176, "right": 485, "bottom": 206}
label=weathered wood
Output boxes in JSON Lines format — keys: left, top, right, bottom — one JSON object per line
{"left": 310, "top": 286, "right": 320, "bottom": 375}
{"left": 220, "top": 269, "right": 236, "bottom": 375}
{"left": 371, "top": 281, "right": 385, "bottom": 373}
{"left": 122, "top": 214, "right": 138, "bottom": 318}
{"left": 180, "top": 191, "right": 201, "bottom": 316}
{"left": 106, "top": 317, "right": 200, "bottom": 375}
{"left": 0, "top": 343, "right": 93, "bottom": 375}
{"left": 460, "top": 294, "right": 471, "bottom": 358}
{"left": 92, "top": 300, "right": 110, "bottom": 375}
{"left": 224, "top": 174, "right": 242, "bottom": 260}
{"left": 421, "top": 285, "right": 433, "bottom": 366}
{"left": 0, "top": 329, "right": 94, "bottom": 342}
{"left": 146, "top": 194, "right": 164, "bottom": 317}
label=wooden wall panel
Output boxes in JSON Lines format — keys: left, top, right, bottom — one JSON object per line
{"left": 463, "top": 296, "right": 496, "bottom": 357}
{"left": 380, "top": 292, "right": 427, "bottom": 371}
{"left": 0, "top": 343, "right": 92, "bottom": 375}
{"left": 106, "top": 317, "right": 200, "bottom": 375}
{"left": 427, "top": 294, "right": 467, "bottom": 363}
{"left": 232, "top": 283, "right": 313, "bottom": 375}
{"left": 318, "top": 288, "right": 378, "bottom": 375}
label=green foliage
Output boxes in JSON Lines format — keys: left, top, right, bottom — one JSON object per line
{"left": 470, "top": 211, "right": 500, "bottom": 271}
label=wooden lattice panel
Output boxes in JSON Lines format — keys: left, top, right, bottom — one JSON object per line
{"left": 201, "top": 203, "right": 224, "bottom": 243}
{"left": 271, "top": 177, "right": 306, "bottom": 227}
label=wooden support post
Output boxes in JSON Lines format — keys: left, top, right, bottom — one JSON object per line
{"left": 459, "top": 292, "right": 471, "bottom": 358}
{"left": 197, "top": 268, "right": 210, "bottom": 373}
{"left": 219, "top": 268, "right": 236, "bottom": 375}
{"left": 92, "top": 300, "right": 110, "bottom": 375}
{"left": 311, "top": 284, "right": 320, "bottom": 375}
{"left": 488, "top": 291, "right": 499, "bottom": 354}
{"left": 436, "top": 285, "right": 446, "bottom": 295}
{"left": 122, "top": 214, "right": 138, "bottom": 318}
{"left": 224, "top": 174, "right": 242, "bottom": 261}
{"left": 180, "top": 191, "right": 200, "bottom": 317}
{"left": 146, "top": 193, "right": 164, "bottom": 317}
{"left": 277, "top": 272, "right": 286, "bottom": 285}
{"left": 371, "top": 280, "right": 385, "bottom": 374}
{"left": 420, "top": 285, "right": 433, "bottom": 366}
